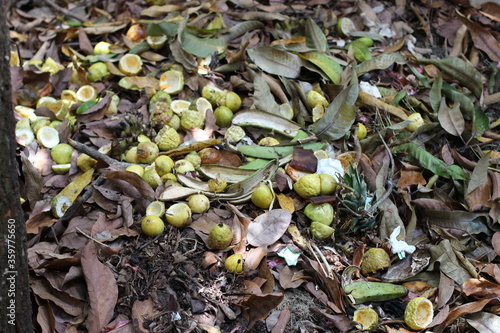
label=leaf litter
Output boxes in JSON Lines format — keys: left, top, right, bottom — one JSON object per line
{"left": 9, "top": 0, "right": 500, "bottom": 332}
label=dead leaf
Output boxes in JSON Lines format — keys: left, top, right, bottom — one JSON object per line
{"left": 240, "top": 292, "right": 284, "bottom": 330}
{"left": 247, "top": 209, "right": 292, "bottom": 247}
{"left": 81, "top": 241, "right": 118, "bottom": 332}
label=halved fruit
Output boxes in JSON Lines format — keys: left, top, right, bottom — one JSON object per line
{"left": 337, "top": 17, "right": 356, "bottom": 37}
{"left": 37, "top": 126, "right": 60, "bottom": 148}
{"left": 146, "top": 200, "right": 166, "bottom": 217}
{"left": 353, "top": 307, "right": 378, "bottom": 331}
{"left": 52, "top": 164, "right": 71, "bottom": 174}
{"left": 146, "top": 35, "right": 167, "bottom": 50}
{"left": 118, "top": 54, "right": 143, "bottom": 76}
{"left": 170, "top": 99, "right": 191, "bottom": 115}
{"left": 76, "top": 85, "right": 98, "bottom": 103}
{"left": 404, "top": 297, "right": 434, "bottom": 330}
{"left": 159, "top": 70, "right": 184, "bottom": 94}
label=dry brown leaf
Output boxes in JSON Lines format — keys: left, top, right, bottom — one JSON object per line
{"left": 131, "top": 297, "right": 161, "bottom": 333}
{"left": 81, "top": 241, "right": 118, "bottom": 332}
{"left": 247, "top": 209, "right": 291, "bottom": 247}
{"left": 463, "top": 278, "right": 500, "bottom": 298}
{"left": 457, "top": 12, "right": 500, "bottom": 62}
{"left": 30, "top": 278, "right": 84, "bottom": 317}
{"left": 397, "top": 170, "right": 427, "bottom": 188}
{"left": 276, "top": 193, "right": 294, "bottom": 214}
{"left": 240, "top": 292, "right": 284, "bottom": 330}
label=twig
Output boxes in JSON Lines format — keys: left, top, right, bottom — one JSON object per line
{"left": 40, "top": 0, "right": 87, "bottom": 23}
{"left": 76, "top": 227, "right": 113, "bottom": 249}
{"left": 68, "top": 139, "right": 136, "bottom": 168}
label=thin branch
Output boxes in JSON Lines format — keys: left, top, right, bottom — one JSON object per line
{"left": 68, "top": 139, "right": 136, "bottom": 168}
{"left": 40, "top": 0, "right": 87, "bottom": 23}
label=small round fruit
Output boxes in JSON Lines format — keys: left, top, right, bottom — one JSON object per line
{"left": 146, "top": 200, "right": 166, "bottom": 217}
{"left": 304, "top": 203, "right": 334, "bottom": 226}
{"left": 86, "top": 62, "right": 110, "bottom": 82}
{"left": 155, "top": 155, "right": 174, "bottom": 176}
{"left": 208, "top": 178, "right": 227, "bottom": 192}
{"left": 170, "top": 99, "right": 191, "bottom": 115}
{"left": 355, "top": 122, "right": 367, "bottom": 140}
{"left": 353, "top": 307, "right": 378, "bottom": 331}
{"left": 181, "top": 110, "right": 205, "bottom": 130}
{"left": 185, "top": 153, "right": 201, "bottom": 168}
{"left": 142, "top": 166, "right": 162, "bottom": 189}
{"left": 188, "top": 194, "right": 210, "bottom": 213}
{"left": 37, "top": 126, "right": 60, "bottom": 148}
{"left": 94, "top": 41, "right": 111, "bottom": 55}
{"left": 406, "top": 113, "right": 424, "bottom": 132}
{"left": 119, "top": 54, "right": 143, "bottom": 76}
{"left": 136, "top": 142, "right": 159, "bottom": 164}
{"left": 51, "top": 143, "right": 73, "bottom": 164}
{"left": 319, "top": 173, "right": 338, "bottom": 195}
{"left": 125, "top": 147, "right": 139, "bottom": 163}
{"left": 198, "top": 148, "right": 222, "bottom": 165}
{"left": 337, "top": 17, "right": 356, "bottom": 37}
{"left": 293, "top": 173, "right": 321, "bottom": 198}
{"left": 213, "top": 106, "right": 233, "bottom": 127}
{"left": 155, "top": 125, "right": 180, "bottom": 151}
{"left": 165, "top": 203, "right": 192, "bottom": 228}
{"left": 404, "top": 297, "right": 434, "bottom": 330}
{"left": 141, "top": 215, "right": 165, "bottom": 236}
{"left": 76, "top": 85, "right": 98, "bottom": 103}
{"left": 251, "top": 184, "right": 274, "bottom": 209}
{"left": 221, "top": 91, "right": 241, "bottom": 112}
{"left": 310, "top": 221, "right": 335, "bottom": 239}
{"left": 126, "top": 24, "right": 146, "bottom": 42}
{"left": 361, "top": 248, "right": 391, "bottom": 276}
{"left": 225, "top": 253, "right": 244, "bottom": 273}
{"left": 208, "top": 223, "right": 233, "bottom": 250}
{"left": 126, "top": 164, "right": 145, "bottom": 177}
{"left": 174, "top": 159, "right": 195, "bottom": 174}
{"left": 159, "top": 70, "right": 184, "bottom": 95}
{"left": 52, "top": 164, "right": 71, "bottom": 174}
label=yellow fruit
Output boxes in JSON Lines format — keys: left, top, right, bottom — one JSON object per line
{"left": 356, "top": 122, "right": 367, "bottom": 140}
{"left": 52, "top": 164, "right": 71, "bottom": 174}
{"left": 251, "top": 184, "right": 274, "bottom": 209}
{"left": 202, "top": 84, "right": 225, "bottom": 104}
{"left": 307, "top": 90, "right": 329, "bottom": 108}
{"left": 208, "top": 223, "right": 233, "bottom": 250}
{"left": 319, "top": 173, "right": 338, "bottom": 195}
{"left": 86, "top": 62, "right": 110, "bottom": 82}
{"left": 159, "top": 70, "right": 184, "bottom": 95}
{"left": 141, "top": 215, "right": 165, "bottom": 236}
{"left": 170, "top": 99, "right": 191, "bottom": 115}
{"left": 125, "top": 147, "right": 139, "bottom": 163}
{"left": 310, "top": 221, "right": 335, "bottom": 239}
{"left": 404, "top": 297, "right": 434, "bottom": 330}
{"left": 142, "top": 165, "right": 162, "bottom": 189}
{"left": 224, "top": 125, "right": 246, "bottom": 142}
{"left": 185, "top": 153, "right": 201, "bottom": 168}
{"left": 77, "top": 154, "right": 97, "bottom": 172}
{"left": 258, "top": 137, "right": 280, "bottom": 146}
{"left": 155, "top": 126, "right": 180, "bottom": 151}
{"left": 353, "top": 307, "right": 378, "bottom": 331}
{"left": 36, "top": 126, "right": 60, "bottom": 148}
{"left": 10, "top": 50, "right": 20, "bottom": 66}
{"left": 213, "top": 106, "right": 233, "bottom": 127}
{"left": 304, "top": 203, "right": 334, "bottom": 226}
{"left": 94, "top": 41, "right": 111, "bottom": 55}
{"left": 293, "top": 174, "right": 321, "bottom": 198}
{"left": 221, "top": 91, "right": 241, "bottom": 112}
{"left": 136, "top": 142, "right": 159, "bottom": 164}
{"left": 118, "top": 54, "right": 143, "bottom": 76}
{"left": 361, "top": 248, "right": 391, "bottom": 276}
{"left": 187, "top": 194, "right": 210, "bottom": 213}
{"left": 337, "top": 17, "right": 356, "bottom": 37}
{"left": 406, "top": 113, "right": 424, "bottom": 132}
{"left": 165, "top": 203, "right": 192, "bottom": 228}
{"left": 146, "top": 35, "right": 167, "bottom": 50}
{"left": 208, "top": 178, "right": 227, "bottom": 192}
{"left": 125, "top": 164, "right": 145, "bottom": 177}
{"left": 174, "top": 159, "right": 195, "bottom": 174}
{"left": 225, "top": 253, "right": 244, "bottom": 273}
{"left": 155, "top": 155, "right": 174, "bottom": 176}
{"left": 146, "top": 200, "right": 166, "bottom": 217}
{"left": 51, "top": 143, "right": 73, "bottom": 164}
{"left": 76, "top": 85, "right": 98, "bottom": 102}
{"left": 180, "top": 110, "right": 205, "bottom": 130}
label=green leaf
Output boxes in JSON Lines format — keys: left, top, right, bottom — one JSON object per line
{"left": 429, "top": 72, "right": 442, "bottom": 113}
{"left": 473, "top": 107, "right": 489, "bottom": 138}
{"left": 349, "top": 42, "right": 371, "bottom": 62}
{"left": 252, "top": 72, "right": 281, "bottom": 116}
{"left": 305, "top": 18, "right": 329, "bottom": 53}
{"left": 392, "top": 142, "right": 468, "bottom": 180}
{"left": 155, "top": 21, "right": 179, "bottom": 36}
{"left": 309, "top": 74, "right": 359, "bottom": 140}
{"left": 442, "top": 83, "right": 475, "bottom": 118}
{"left": 438, "top": 97, "right": 464, "bottom": 136}
{"left": 247, "top": 46, "right": 302, "bottom": 78}
{"left": 299, "top": 52, "right": 342, "bottom": 84}
{"left": 467, "top": 152, "right": 491, "bottom": 195}
{"left": 355, "top": 53, "right": 406, "bottom": 76}
{"left": 408, "top": 65, "right": 430, "bottom": 88}
{"left": 417, "top": 58, "right": 483, "bottom": 98}
{"left": 221, "top": 21, "right": 265, "bottom": 42}
{"left": 180, "top": 31, "right": 226, "bottom": 58}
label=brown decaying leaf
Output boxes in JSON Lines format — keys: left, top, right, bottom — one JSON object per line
{"left": 30, "top": 278, "right": 84, "bottom": 317}
{"left": 289, "top": 147, "right": 318, "bottom": 173}
{"left": 81, "top": 241, "right": 118, "bottom": 332}
{"left": 456, "top": 11, "right": 500, "bottom": 62}
{"left": 131, "top": 297, "right": 162, "bottom": 333}
{"left": 437, "top": 271, "right": 455, "bottom": 309}
{"left": 240, "top": 291, "right": 284, "bottom": 330}
{"left": 463, "top": 278, "right": 500, "bottom": 298}
{"left": 247, "top": 209, "right": 292, "bottom": 247}
{"left": 397, "top": 170, "right": 426, "bottom": 188}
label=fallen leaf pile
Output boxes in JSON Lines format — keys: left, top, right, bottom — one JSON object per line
{"left": 10, "top": 0, "right": 500, "bottom": 332}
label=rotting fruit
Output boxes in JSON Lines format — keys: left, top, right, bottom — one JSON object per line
{"left": 141, "top": 215, "right": 165, "bottom": 237}
{"left": 208, "top": 178, "right": 227, "bottom": 192}
{"left": 406, "top": 113, "right": 424, "bottom": 132}
{"left": 136, "top": 142, "right": 159, "bottom": 164}
{"left": 165, "top": 203, "right": 192, "bottom": 228}
{"left": 310, "top": 221, "right": 335, "bottom": 239}
{"left": 404, "top": 297, "right": 434, "bottom": 330}
{"left": 225, "top": 253, "right": 244, "bottom": 273}
{"left": 361, "top": 248, "right": 391, "bottom": 276}
{"left": 251, "top": 183, "right": 274, "bottom": 209}
{"left": 208, "top": 222, "right": 233, "bottom": 250}
{"left": 353, "top": 307, "right": 378, "bottom": 331}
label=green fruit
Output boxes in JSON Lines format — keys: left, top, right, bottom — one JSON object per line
{"left": 141, "top": 215, "right": 165, "bottom": 236}
{"left": 155, "top": 155, "right": 174, "bottom": 176}
{"left": 294, "top": 174, "right": 321, "bottom": 198}
{"left": 188, "top": 194, "right": 210, "bottom": 213}
{"left": 94, "top": 41, "right": 111, "bottom": 55}
{"left": 50, "top": 143, "right": 73, "bottom": 164}
{"left": 310, "top": 221, "right": 335, "bottom": 239}
{"left": 213, "top": 106, "right": 234, "bottom": 127}
{"left": 136, "top": 142, "right": 159, "bottom": 164}
{"left": 343, "top": 281, "right": 407, "bottom": 304}
{"left": 181, "top": 110, "right": 205, "bottom": 130}
{"left": 225, "top": 253, "right": 244, "bottom": 273}
{"left": 251, "top": 184, "right": 274, "bottom": 209}
{"left": 86, "top": 62, "right": 110, "bottom": 82}
{"left": 142, "top": 166, "right": 162, "bottom": 189}
{"left": 165, "top": 203, "right": 192, "bottom": 228}
{"left": 221, "top": 91, "right": 241, "bottom": 112}
{"left": 208, "top": 178, "right": 227, "bottom": 192}
{"left": 319, "top": 173, "right": 338, "bottom": 195}
{"left": 208, "top": 223, "right": 233, "bottom": 250}
{"left": 304, "top": 203, "right": 334, "bottom": 226}
{"left": 361, "top": 248, "right": 391, "bottom": 276}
